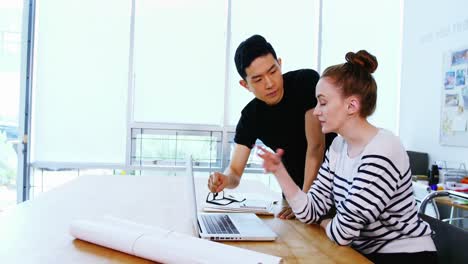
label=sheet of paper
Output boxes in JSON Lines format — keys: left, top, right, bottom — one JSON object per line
{"left": 452, "top": 116, "right": 467, "bottom": 131}
{"left": 203, "top": 200, "right": 274, "bottom": 215}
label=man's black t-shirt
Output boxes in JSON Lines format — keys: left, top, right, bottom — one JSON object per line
{"left": 234, "top": 69, "right": 336, "bottom": 188}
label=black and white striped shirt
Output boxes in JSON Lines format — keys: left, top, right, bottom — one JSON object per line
{"left": 288, "top": 129, "right": 435, "bottom": 254}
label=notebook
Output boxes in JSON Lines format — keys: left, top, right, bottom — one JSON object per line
{"left": 186, "top": 156, "right": 277, "bottom": 241}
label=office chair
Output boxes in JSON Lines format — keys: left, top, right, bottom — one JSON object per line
{"left": 413, "top": 181, "right": 440, "bottom": 219}
{"left": 419, "top": 191, "right": 468, "bottom": 264}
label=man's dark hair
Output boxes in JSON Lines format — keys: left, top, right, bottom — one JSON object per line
{"left": 234, "top": 35, "right": 277, "bottom": 80}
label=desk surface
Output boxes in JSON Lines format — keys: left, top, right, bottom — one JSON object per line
{"left": 435, "top": 196, "right": 468, "bottom": 210}
{"left": 0, "top": 175, "right": 371, "bottom": 263}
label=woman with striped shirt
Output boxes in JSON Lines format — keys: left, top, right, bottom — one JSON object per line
{"left": 258, "top": 50, "right": 437, "bottom": 263}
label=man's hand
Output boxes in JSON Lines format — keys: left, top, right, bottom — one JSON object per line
{"left": 320, "top": 218, "right": 332, "bottom": 230}
{"left": 277, "top": 206, "right": 296, "bottom": 219}
{"left": 207, "top": 172, "right": 229, "bottom": 193}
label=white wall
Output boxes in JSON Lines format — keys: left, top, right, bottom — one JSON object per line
{"left": 400, "top": 0, "right": 468, "bottom": 166}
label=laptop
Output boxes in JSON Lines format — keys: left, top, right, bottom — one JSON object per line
{"left": 185, "top": 156, "right": 277, "bottom": 241}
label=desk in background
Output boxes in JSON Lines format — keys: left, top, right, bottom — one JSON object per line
{"left": 0, "top": 175, "right": 370, "bottom": 263}
{"left": 435, "top": 196, "right": 468, "bottom": 228}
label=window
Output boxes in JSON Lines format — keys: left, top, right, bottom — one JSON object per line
{"left": 321, "top": 0, "right": 401, "bottom": 133}
{"left": 0, "top": 0, "right": 23, "bottom": 211}
{"left": 131, "top": 128, "right": 222, "bottom": 169}
{"left": 132, "top": 0, "right": 227, "bottom": 125}
{"left": 26, "top": 0, "right": 321, "bottom": 198}
{"left": 227, "top": 0, "right": 320, "bottom": 125}
{"left": 31, "top": 0, "right": 130, "bottom": 164}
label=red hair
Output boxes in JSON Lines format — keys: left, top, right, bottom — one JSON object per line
{"left": 322, "top": 50, "right": 378, "bottom": 117}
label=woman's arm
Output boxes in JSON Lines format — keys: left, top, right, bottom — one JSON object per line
{"left": 324, "top": 154, "right": 400, "bottom": 246}
{"left": 258, "top": 147, "right": 334, "bottom": 224}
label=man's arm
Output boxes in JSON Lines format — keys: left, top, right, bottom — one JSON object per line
{"left": 208, "top": 144, "right": 251, "bottom": 192}
{"left": 303, "top": 108, "right": 325, "bottom": 192}
{"left": 223, "top": 144, "right": 251, "bottom": 188}
{"left": 278, "top": 109, "right": 324, "bottom": 219}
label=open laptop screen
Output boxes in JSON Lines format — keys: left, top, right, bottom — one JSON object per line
{"left": 185, "top": 155, "right": 200, "bottom": 237}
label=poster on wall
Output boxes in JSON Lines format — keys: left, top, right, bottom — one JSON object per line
{"left": 440, "top": 47, "right": 468, "bottom": 147}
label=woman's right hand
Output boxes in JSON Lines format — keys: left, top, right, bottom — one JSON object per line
{"left": 257, "top": 146, "right": 285, "bottom": 174}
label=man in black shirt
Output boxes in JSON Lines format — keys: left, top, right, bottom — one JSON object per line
{"left": 208, "top": 35, "right": 336, "bottom": 219}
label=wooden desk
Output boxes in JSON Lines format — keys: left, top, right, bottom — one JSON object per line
{"left": 435, "top": 196, "right": 468, "bottom": 210}
{"left": 0, "top": 175, "right": 371, "bottom": 263}
{"left": 435, "top": 196, "right": 468, "bottom": 227}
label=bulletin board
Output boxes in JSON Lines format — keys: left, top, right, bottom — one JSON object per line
{"left": 440, "top": 47, "right": 468, "bottom": 147}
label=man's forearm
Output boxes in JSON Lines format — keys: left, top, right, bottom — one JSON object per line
{"left": 303, "top": 109, "right": 326, "bottom": 192}
{"left": 223, "top": 168, "right": 242, "bottom": 189}
{"left": 302, "top": 151, "right": 323, "bottom": 192}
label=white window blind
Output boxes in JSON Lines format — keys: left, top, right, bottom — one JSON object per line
{"left": 31, "top": 0, "right": 130, "bottom": 163}
{"left": 321, "top": 0, "right": 401, "bottom": 134}
{"left": 132, "top": 0, "right": 226, "bottom": 125}
{"left": 227, "top": 0, "right": 320, "bottom": 126}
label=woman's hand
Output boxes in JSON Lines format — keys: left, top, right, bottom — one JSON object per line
{"left": 320, "top": 218, "right": 332, "bottom": 230}
{"left": 257, "top": 146, "right": 285, "bottom": 174}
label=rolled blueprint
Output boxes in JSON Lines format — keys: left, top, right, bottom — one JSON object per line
{"left": 70, "top": 216, "right": 282, "bottom": 264}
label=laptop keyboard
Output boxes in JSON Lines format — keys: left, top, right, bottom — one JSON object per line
{"left": 201, "top": 214, "right": 240, "bottom": 234}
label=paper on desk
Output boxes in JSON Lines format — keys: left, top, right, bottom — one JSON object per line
{"left": 229, "top": 192, "right": 280, "bottom": 203}
{"left": 203, "top": 200, "right": 275, "bottom": 215}
{"left": 203, "top": 192, "right": 277, "bottom": 215}
{"left": 69, "top": 216, "right": 281, "bottom": 264}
